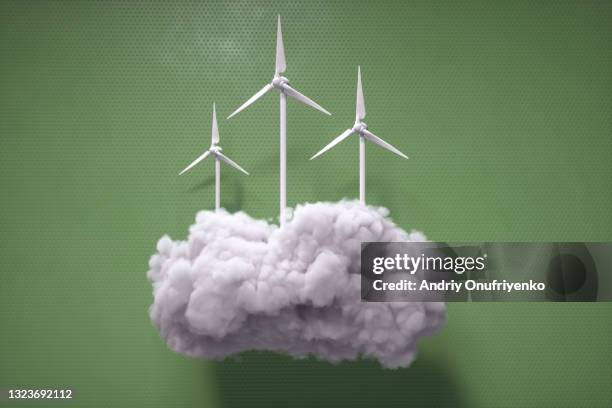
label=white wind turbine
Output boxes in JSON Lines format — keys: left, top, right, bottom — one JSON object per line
{"left": 227, "top": 15, "right": 331, "bottom": 225}
{"left": 180, "top": 103, "right": 249, "bottom": 211}
{"left": 310, "top": 66, "right": 408, "bottom": 204}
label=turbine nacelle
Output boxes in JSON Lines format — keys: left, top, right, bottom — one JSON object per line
{"left": 353, "top": 121, "right": 368, "bottom": 134}
{"left": 272, "top": 76, "right": 289, "bottom": 89}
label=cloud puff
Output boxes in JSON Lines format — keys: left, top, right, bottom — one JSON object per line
{"left": 147, "top": 200, "right": 446, "bottom": 368}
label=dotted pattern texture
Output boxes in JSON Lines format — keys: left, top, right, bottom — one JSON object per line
{"left": 1, "top": 1, "right": 611, "bottom": 407}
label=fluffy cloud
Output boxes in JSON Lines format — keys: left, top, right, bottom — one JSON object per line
{"left": 147, "top": 200, "right": 445, "bottom": 368}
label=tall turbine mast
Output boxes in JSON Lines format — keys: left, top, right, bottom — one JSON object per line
{"left": 227, "top": 15, "right": 331, "bottom": 225}
{"left": 356, "top": 66, "right": 366, "bottom": 203}
{"left": 311, "top": 66, "right": 408, "bottom": 204}
{"left": 180, "top": 103, "right": 249, "bottom": 210}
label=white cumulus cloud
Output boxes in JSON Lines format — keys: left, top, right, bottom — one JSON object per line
{"left": 147, "top": 200, "right": 446, "bottom": 368}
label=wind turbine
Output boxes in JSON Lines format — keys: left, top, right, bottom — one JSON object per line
{"left": 180, "top": 103, "right": 249, "bottom": 211}
{"left": 227, "top": 15, "right": 331, "bottom": 225}
{"left": 310, "top": 66, "right": 408, "bottom": 204}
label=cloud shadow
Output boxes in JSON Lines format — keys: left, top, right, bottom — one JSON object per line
{"left": 211, "top": 351, "right": 468, "bottom": 408}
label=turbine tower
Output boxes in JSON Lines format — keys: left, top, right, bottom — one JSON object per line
{"left": 227, "top": 15, "right": 331, "bottom": 225}
{"left": 180, "top": 103, "right": 249, "bottom": 211}
{"left": 310, "top": 66, "right": 408, "bottom": 204}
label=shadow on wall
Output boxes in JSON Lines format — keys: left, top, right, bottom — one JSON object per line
{"left": 187, "top": 176, "right": 244, "bottom": 213}
{"left": 212, "top": 352, "right": 468, "bottom": 408}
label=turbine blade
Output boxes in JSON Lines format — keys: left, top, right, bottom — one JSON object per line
{"left": 282, "top": 84, "right": 331, "bottom": 115}
{"left": 211, "top": 103, "right": 219, "bottom": 144}
{"left": 275, "top": 15, "right": 286, "bottom": 75}
{"left": 362, "top": 129, "right": 409, "bottom": 159}
{"left": 310, "top": 129, "right": 354, "bottom": 160}
{"left": 179, "top": 150, "right": 210, "bottom": 175}
{"left": 216, "top": 151, "right": 249, "bottom": 175}
{"left": 356, "top": 66, "right": 366, "bottom": 120}
{"left": 227, "top": 84, "right": 273, "bottom": 119}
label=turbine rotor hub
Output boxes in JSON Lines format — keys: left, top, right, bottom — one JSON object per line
{"left": 272, "top": 76, "right": 289, "bottom": 89}
{"left": 353, "top": 121, "right": 368, "bottom": 133}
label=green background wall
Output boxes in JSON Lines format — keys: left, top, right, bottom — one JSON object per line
{"left": 1, "top": 1, "right": 611, "bottom": 407}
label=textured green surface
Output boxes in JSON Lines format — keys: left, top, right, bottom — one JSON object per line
{"left": 1, "top": 1, "right": 611, "bottom": 407}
